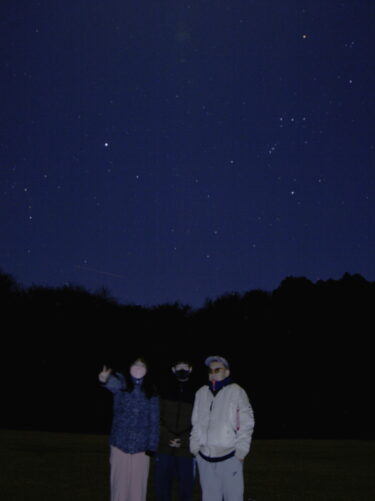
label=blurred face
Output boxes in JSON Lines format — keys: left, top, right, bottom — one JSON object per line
{"left": 130, "top": 359, "right": 147, "bottom": 379}
{"left": 208, "top": 361, "right": 229, "bottom": 383}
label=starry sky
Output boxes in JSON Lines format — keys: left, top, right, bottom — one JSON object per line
{"left": 1, "top": 0, "right": 374, "bottom": 308}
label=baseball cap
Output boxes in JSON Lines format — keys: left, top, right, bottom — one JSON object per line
{"left": 204, "top": 356, "right": 229, "bottom": 369}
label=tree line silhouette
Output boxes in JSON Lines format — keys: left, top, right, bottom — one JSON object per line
{"left": 1, "top": 269, "right": 373, "bottom": 438}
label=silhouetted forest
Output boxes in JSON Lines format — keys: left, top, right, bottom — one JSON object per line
{"left": 1, "top": 269, "right": 373, "bottom": 438}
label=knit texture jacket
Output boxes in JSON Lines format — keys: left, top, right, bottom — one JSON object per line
{"left": 103, "top": 373, "right": 160, "bottom": 454}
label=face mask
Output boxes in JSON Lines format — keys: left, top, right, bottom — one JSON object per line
{"left": 130, "top": 364, "right": 146, "bottom": 379}
{"left": 174, "top": 369, "right": 190, "bottom": 381}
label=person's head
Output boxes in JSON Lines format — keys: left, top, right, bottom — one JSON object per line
{"left": 124, "top": 357, "right": 157, "bottom": 398}
{"left": 130, "top": 358, "right": 147, "bottom": 380}
{"left": 171, "top": 360, "right": 192, "bottom": 382}
{"left": 205, "top": 356, "right": 230, "bottom": 383}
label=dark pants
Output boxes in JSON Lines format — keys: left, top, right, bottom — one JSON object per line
{"left": 154, "top": 454, "right": 195, "bottom": 501}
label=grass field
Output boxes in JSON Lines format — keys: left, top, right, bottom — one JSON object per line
{"left": 1, "top": 429, "right": 374, "bottom": 500}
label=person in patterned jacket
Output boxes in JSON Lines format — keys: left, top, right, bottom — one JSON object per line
{"left": 99, "top": 357, "right": 159, "bottom": 501}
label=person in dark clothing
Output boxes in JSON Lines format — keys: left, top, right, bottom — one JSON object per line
{"left": 154, "top": 360, "right": 197, "bottom": 501}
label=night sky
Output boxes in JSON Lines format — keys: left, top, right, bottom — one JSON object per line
{"left": 1, "top": 1, "right": 374, "bottom": 308}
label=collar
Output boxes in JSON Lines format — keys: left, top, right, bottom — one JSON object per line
{"left": 209, "top": 376, "right": 232, "bottom": 395}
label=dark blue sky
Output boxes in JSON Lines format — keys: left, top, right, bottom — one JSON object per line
{"left": 1, "top": 1, "right": 374, "bottom": 307}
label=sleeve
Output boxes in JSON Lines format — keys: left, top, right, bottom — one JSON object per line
{"left": 159, "top": 400, "right": 175, "bottom": 447}
{"left": 102, "top": 373, "right": 125, "bottom": 393}
{"left": 189, "top": 391, "right": 201, "bottom": 456}
{"left": 147, "top": 395, "right": 160, "bottom": 452}
{"left": 235, "top": 388, "right": 255, "bottom": 460}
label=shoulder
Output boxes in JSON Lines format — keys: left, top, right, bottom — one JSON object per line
{"left": 194, "top": 385, "right": 210, "bottom": 399}
{"left": 197, "top": 384, "right": 209, "bottom": 394}
{"left": 224, "top": 383, "right": 248, "bottom": 397}
{"left": 226, "top": 382, "right": 241, "bottom": 391}
{"left": 107, "top": 372, "right": 126, "bottom": 392}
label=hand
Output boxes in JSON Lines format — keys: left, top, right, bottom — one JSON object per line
{"left": 169, "top": 438, "right": 181, "bottom": 448}
{"left": 98, "top": 365, "right": 112, "bottom": 383}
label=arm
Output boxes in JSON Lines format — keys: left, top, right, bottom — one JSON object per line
{"left": 104, "top": 374, "right": 124, "bottom": 393}
{"left": 147, "top": 396, "right": 160, "bottom": 452}
{"left": 99, "top": 366, "right": 125, "bottom": 394}
{"left": 235, "top": 388, "right": 255, "bottom": 460}
{"left": 189, "top": 392, "right": 201, "bottom": 456}
{"left": 159, "top": 400, "right": 177, "bottom": 447}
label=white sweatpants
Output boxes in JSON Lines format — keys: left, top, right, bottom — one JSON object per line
{"left": 196, "top": 455, "right": 244, "bottom": 501}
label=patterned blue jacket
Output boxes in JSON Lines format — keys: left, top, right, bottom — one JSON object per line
{"left": 103, "top": 373, "right": 160, "bottom": 454}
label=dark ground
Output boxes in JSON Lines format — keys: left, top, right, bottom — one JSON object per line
{"left": 1, "top": 429, "right": 374, "bottom": 501}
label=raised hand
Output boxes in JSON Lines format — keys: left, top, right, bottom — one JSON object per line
{"left": 98, "top": 365, "right": 112, "bottom": 383}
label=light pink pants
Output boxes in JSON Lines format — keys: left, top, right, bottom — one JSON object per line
{"left": 110, "top": 446, "right": 150, "bottom": 501}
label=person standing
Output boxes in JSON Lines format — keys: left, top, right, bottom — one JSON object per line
{"left": 154, "top": 360, "right": 197, "bottom": 501}
{"left": 99, "top": 358, "right": 159, "bottom": 501}
{"left": 190, "top": 356, "right": 255, "bottom": 501}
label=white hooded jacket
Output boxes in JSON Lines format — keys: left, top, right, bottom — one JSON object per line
{"left": 190, "top": 382, "right": 255, "bottom": 460}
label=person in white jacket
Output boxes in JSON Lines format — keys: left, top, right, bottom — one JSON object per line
{"left": 190, "top": 356, "right": 254, "bottom": 501}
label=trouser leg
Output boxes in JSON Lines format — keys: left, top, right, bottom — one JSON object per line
{"left": 110, "top": 447, "right": 150, "bottom": 501}
{"left": 196, "top": 455, "right": 244, "bottom": 501}
{"left": 154, "top": 454, "right": 174, "bottom": 501}
{"left": 196, "top": 455, "right": 222, "bottom": 501}
{"left": 219, "top": 456, "right": 244, "bottom": 501}
{"left": 176, "top": 456, "right": 195, "bottom": 501}
{"left": 110, "top": 446, "right": 131, "bottom": 501}
{"left": 128, "top": 452, "right": 150, "bottom": 501}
